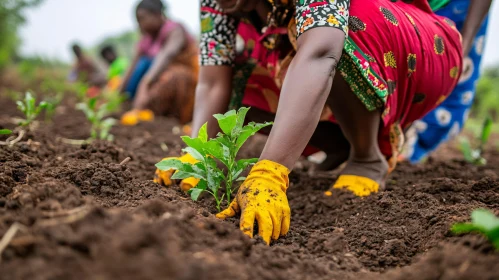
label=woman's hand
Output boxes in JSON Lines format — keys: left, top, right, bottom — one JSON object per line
{"left": 132, "top": 76, "right": 154, "bottom": 110}
{"left": 216, "top": 160, "right": 291, "bottom": 245}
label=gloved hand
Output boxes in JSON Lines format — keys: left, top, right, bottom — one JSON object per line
{"left": 121, "top": 109, "right": 154, "bottom": 126}
{"left": 216, "top": 160, "right": 291, "bottom": 245}
{"left": 154, "top": 153, "right": 200, "bottom": 192}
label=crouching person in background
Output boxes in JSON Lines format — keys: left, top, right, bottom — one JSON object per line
{"left": 100, "top": 45, "right": 129, "bottom": 91}
{"left": 120, "top": 0, "right": 198, "bottom": 126}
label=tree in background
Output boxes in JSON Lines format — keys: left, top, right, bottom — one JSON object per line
{"left": 473, "top": 65, "right": 499, "bottom": 121}
{"left": 0, "top": 0, "right": 43, "bottom": 70}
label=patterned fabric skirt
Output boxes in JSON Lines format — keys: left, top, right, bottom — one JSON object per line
{"left": 406, "top": 0, "right": 489, "bottom": 163}
{"left": 231, "top": 0, "right": 462, "bottom": 167}
{"left": 145, "top": 42, "right": 199, "bottom": 124}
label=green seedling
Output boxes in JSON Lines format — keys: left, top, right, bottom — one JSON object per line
{"left": 73, "top": 81, "right": 89, "bottom": 101}
{"left": 101, "top": 89, "right": 127, "bottom": 113}
{"left": 156, "top": 107, "right": 272, "bottom": 211}
{"left": 16, "top": 92, "right": 48, "bottom": 128}
{"left": 451, "top": 209, "right": 499, "bottom": 250}
{"left": 76, "top": 97, "right": 118, "bottom": 141}
{"left": 0, "top": 129, "right": 12, "bottom": 135}
{"left": 459, "top": 117, "right": 492, "bottom": 165}
{"left": 43, "top": 92, "right": 64, "bottom": 121}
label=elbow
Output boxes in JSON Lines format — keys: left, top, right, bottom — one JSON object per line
{"left": 295, "top": 28, "right": 345, "bottom": 75}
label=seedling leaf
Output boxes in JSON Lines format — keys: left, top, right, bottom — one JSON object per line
{"left": 183, "top": 147, "right": 204, "bottom": 161}
{"left": 451, "top": 209, "right": 499, "bottom": 250}
{"left": 481, "top": 117, "right": 493, "bottom": 146}
{"left": 459, "top": 138, "right": 474, "bottom": 163}
{"left": 171, "top": 170, "right": 204, "bottom": 180}
{"left": 189, "top": 180, "right": 208, "bottom": 201}
{"left": 232, "top": 158, "right": 258, "bottom": 179}
{"left": 214, "top": 110, "right": 237, "bottom": 136}
{"left": 232, "top": 107, "right": 250, "bottom": 136}
{"left": 155, "top": 159, "right": 184, "bottom": 171}
{"left": 236, "top": 122, "right": 273, "bottom": 150}
{"left": 451, "top": 223, "right": 482, "bottom": 234}
{"left": 0, "top": 129, "right": 12, "bottom": 135}
{"left": 471, "top": 209, "right": 499, "bottom": 231}
{"left": 198, "top": 123, "right": 208, "bottom": 142}
{"left": 182, "top": 136, "right": 206, "bottom": 154}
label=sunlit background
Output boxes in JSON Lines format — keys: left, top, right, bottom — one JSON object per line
{"left": 1, "top": 0, "right": 498, "bottom": 132}
{"left": 20, "top": 0, "right": 199, "bottom": 62}
{"left": 19, "top": 0, "right": 499, "bottom": 65}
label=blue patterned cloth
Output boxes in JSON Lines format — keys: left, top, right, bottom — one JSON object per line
{"left": 124, "top": 56, "right": 153, "bottom": 99}
{"left": 406, "top": 0, "right": 489, "bottom": 163}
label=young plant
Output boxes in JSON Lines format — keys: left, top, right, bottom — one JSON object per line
{"left": 451, "top": 209, "right": 499, "bottom": 250}
{"left": 0, "top": 129, "right": 12, "bottom": 135}
{"left": 16, "top": 92, "right": 48, "bottom": 128}
{"left": 459, "top": 117, "right": 493, "bottom": 165}
{"left": 76, "top": 97, "right": 118, "bottom": 141}
{"left": 43, "top": 92, "right": 64, "bottom": 121}
{"left": 156, "top": 107, "right": 272, "bottom": 211}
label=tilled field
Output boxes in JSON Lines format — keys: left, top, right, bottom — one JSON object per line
{"left": 1, "top": 96, "right": 498, "bottom": 280}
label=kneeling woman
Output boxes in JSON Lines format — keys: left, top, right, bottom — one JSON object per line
{"left": 156, "top": 0, "right": 462, "bottom": 244}
{"left": 121, "top": 0, "right": 198, "bottom": 125}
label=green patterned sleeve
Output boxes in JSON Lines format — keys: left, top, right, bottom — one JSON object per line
{"left": 295, "top": 0, "right": 351, "bottom": 38}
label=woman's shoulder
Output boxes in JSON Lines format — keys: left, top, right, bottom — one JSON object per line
{"left": 160, "top": 19, "right": 183, "bottom": 36}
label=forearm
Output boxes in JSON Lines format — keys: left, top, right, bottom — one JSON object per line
{"left": 191, "top": 66, "right": 233, "bottom": 138}
{"left": 146, "top": 28, "right": 186, "bottom": 80}
{"left": 260, "top": 28, "right": 344, "bottom": 170}
{"left": 461, "top": 0, "right": 492, "bottom": 56}
{"left": 191, "top": 82, "right": 232, "bottom": 138}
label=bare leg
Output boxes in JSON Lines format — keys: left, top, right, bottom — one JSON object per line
{"left": 326, "top": 74, "right": 388, "bottom": 187}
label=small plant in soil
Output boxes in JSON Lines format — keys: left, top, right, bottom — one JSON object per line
{"left": 459, "top": 117, "right": 492, "bottom": 166}
{"left": 43, "top": 92, "right": 64, "bottom": 121}
{"left": 76, "top": 97, "right": 118, "bottom": 141}
{"left": 451, "top": 209, "right": 499, "bottom": 250}
{"left": 0, "top": 129, "right": 12, "bottom": 135}
{"left": 156, "top": 107, "right": 272, "bottom": 211}
{"left": 16, "top": 91, "right": 48, "bottom": 128}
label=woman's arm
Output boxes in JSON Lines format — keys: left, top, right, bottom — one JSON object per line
{"left": 144, "top": 26, "right": 187, "bottom": 86}
{"left": 191, "top": 65, "right": 233, "bottom": 137}
{"left": 120, "top": 52, "right": 140, "bottom": 93}
{"left": 461, "top": 0, "right": 492, "bottom": 57}
{"left": 260, "top": 27, "right": 345, "bottom": 170}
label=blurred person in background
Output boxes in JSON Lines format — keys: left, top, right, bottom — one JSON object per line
{"left": 69, "top": 43, "right": 106, "bottom": 87}
{"left": 100, "top": 45, "right": 129, "bottom": 91}
{"left": 404, "top": 0, "right": 493, "bottom": 162}
{"left": 120, "top": 0, "right": 198, "bottom": 126}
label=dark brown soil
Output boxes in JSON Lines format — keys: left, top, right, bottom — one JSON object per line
{"left": 1, "top": 94, "right": 498, "bottom": 280}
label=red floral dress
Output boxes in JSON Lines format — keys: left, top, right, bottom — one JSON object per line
{"left": 200, "top": 0, "right": 462, "bottom": 167}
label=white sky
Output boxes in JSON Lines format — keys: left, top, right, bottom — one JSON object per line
{"left": 20, "top": 0, "right": 499, "bottom": 66}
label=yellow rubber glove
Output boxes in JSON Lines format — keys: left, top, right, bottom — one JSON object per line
{"left": 121, "top": 109, "right": 154, "bottom": 126}
{"left": 153, "top": 153, "right": 200, "bottom": 192}
{"left": 216, "top": 160, "right": 291, "bottom": 245}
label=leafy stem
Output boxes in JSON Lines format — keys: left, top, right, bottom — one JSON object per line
{"left": 155, "top": 107, "right": 272, "bottom": 211}
{"left": 76, "top": 94, "right": 124, "bottom": 141}
{"left": 459, "top": 117, "right": 493, "bottom": 166}
{"left": 16, "top": 91, "right": 49, "bottom": 129}
{"left": 451, "top": 209, "right": 499, "bottom": 250}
